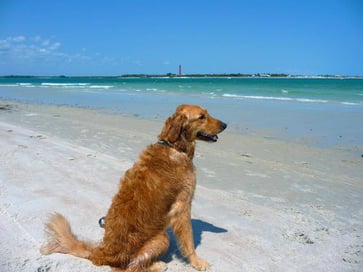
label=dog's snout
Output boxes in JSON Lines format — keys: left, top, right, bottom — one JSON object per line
{"left": 220, "top": 121, "right": 227, "bottom": 131}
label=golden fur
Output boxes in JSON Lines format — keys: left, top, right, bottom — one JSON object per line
{"left": 40, "top": 104, "right": 227, "bottom": 271}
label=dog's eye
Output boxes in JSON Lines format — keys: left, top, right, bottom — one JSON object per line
{"left": 198, "top": 114, "right": 206, "bottom": 120}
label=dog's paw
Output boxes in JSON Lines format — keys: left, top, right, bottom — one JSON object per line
{"left": 148, "top": 261, "right": 167, "bottom": 272}
{"left": 191, "top": 258, "right": 210, "bottom": 271}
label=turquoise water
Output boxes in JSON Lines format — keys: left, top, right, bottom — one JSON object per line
{"left": 0, "top": 77, "right": 362, "bottom": 150}
{"left": 0, "top": 77, "right": 362, "bottom": 106}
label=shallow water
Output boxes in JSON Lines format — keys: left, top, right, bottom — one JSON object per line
{"left": 0, "top": 77, "right": 362, "bottom": 149}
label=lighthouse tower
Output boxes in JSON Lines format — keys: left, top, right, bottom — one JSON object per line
{"left": 178, "top": 65, "right": 182, "bottom": 76}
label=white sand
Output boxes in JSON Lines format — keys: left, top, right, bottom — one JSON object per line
{"left": 0, "top": 101, "right": 362, "bottom": 271}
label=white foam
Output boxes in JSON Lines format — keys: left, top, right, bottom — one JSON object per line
{"left": 41, "top": 83, "right": 90, "bottom": 87}
{"left": 0, "top": 83, "right": 36, "bottom": 88}
{"left": 223, "top": 94, "right": 293, "bottom": 101}
{"left": 222, "top": 93, "right": 242, "bottom": 98}
{"left": 296, "top": 98, "right": 328, "bottom": 103}
{"left": 89, "top": 85, "right": 112, "bottom": 89}
{"left": 341, "top": 101, "right": 360, "bottom": 106}
{"left": 244, "top": 95, "right": 293, "bottom": 101}
{"left": 222, "top": 93, "right": 331, "bottom": 104}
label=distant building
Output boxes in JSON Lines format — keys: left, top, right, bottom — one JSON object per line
{"left": 178, "top": 65, "right": 182, "bottom": 76}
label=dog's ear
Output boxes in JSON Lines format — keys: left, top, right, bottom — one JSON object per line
{"left": 159, "top": 112, "right": 188, "bottom": 143}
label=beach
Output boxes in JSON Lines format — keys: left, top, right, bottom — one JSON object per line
{"left": 0, "top": 99, "right": 362, "bottom": 272}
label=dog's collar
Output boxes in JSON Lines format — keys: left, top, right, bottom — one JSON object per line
{"left": 157, "top": 139, "right": 194, "bottom": 159}
{"left": 157, "top": 140, "right": 173, "bottom": 148}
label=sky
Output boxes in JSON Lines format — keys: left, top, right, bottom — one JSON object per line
{"left": 0, "top": 0, "right": 362, "bottom": 76}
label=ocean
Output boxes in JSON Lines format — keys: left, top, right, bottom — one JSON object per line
{"left": 0, "top": 77, "right": 362, "bottom": 105}
{"left": 0, "top": 77, "right": 362, "bottom": 150}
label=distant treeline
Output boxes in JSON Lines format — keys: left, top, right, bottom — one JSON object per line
{"left": 120, "top": 73, "right": 291, "bottom": 78}
{"left": 1, "top": 74, "right": 361, "bottom": 78}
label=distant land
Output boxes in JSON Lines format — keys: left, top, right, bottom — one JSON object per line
{"left": 1, "top": 73, "right": 362, "bottom": 79}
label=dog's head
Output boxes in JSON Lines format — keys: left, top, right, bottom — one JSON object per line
{"left": 159, "top": 105, "right": 227, "bottom": 156}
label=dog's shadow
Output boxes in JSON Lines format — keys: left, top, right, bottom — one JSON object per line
{"left": 161, "top": 219, "right": 228, "bottom": 263}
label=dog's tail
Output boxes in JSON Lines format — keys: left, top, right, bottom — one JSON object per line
{"left": 40, "top": 213, "right": 94, "bottom": 259}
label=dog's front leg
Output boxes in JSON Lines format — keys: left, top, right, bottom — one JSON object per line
{"left": 169, "top": 202, "right": 210, "bottom": 271}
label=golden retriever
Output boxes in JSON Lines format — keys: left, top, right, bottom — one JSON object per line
{"left": 40, "top": 104, "right": 227, "bottom": 271}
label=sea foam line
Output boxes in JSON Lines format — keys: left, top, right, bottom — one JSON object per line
{"left": 0, "top": 83, "right": 36, "bottom": 87}
{"left": 222, "top": 94, "right": 329, "bottom": 103}
{"left": 89, "top": 85, "right": 113, "bottom": 89}
{"left": 341, "top": 101, "right": 361, "bottom": 106}
{"left": 41, "top": 83, "right": 90, "bottom": 86}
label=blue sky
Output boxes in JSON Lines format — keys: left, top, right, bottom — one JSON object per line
{"left": 0, "top": 0, "right": 362, "bottom": 76}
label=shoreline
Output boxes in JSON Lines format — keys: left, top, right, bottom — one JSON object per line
{"left": 1, "top": 95, "right": 362, "bottom": 153}
{"left": 0, "top": 100, "right": 362, "bottom": 271}
{"left": 0, "top": 99, "right": 362, "bottom": 188}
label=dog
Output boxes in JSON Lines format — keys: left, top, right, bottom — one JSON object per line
{"left": 40, "top": 104, "right": 227, "bottom": 271}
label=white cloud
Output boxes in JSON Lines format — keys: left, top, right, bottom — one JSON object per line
{"left": 0, "top": 40, "right": 10, "bottom": 50}
{"left": 49, "top": 42, "right": 61, "bottom": 50}
{"left": 32, "top": 35, "right": 41, "bottom": 42}
{"left": 12, "top": 36, "right": 26, "bottom": 42}
{"left": 0, "top": 35, "right": 123, "bottom": 74}
{"left": 0, "top": 35, "right": 84, "bottom": 64}
{"left": 42, "top": 40, "right": 50, "bottom": 46}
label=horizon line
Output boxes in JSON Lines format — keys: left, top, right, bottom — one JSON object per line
{"left": 1, "top": 73, "right": 363, "bottom": 78}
